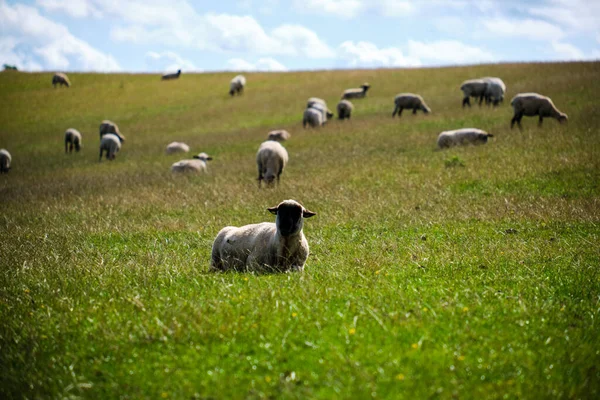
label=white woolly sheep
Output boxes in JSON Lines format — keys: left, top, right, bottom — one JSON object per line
{"left": 307, "top": 98, "right": 334, "bottom": 120}
{"left": 229, "top": 75, "right": 246, "bottom": 96}
{"left": 337, "top": 100, "right": 354, "bottom": 120}
{"left": 510, "top": 93, "right": 567, "bottom": 129}
{"left": 210, "top": 199, "right": 316, "bottom": 273}
{"left": 437, "top": 128, "right": 493, "bottom": 149}
{"left": 257, "top": 140, "right": 288, "bottom": 187}
{"left": 0, "top": 149, "right": 11, "bottom": 173}
{"left": 302, "top": 107, "right": 324, "bottom": 128}
{"left": 99, "top": 133, "right": 123, "bottom": 161}
{"left": 171, "top": 153, "right": 213, "bottom": 173}
{"left": 341, "top": 83, "right": 370, "bottom": 100}
{"left": 64, "top": 128, "right": 82, "bottom": 153}
{"left": 267, "top": 130, "right": 291, "bottom": 142}
{"left": 162, "top": 69, "right": 181, "bottom": 80}
{"left": 99, "top": 120, "right": 125, "bottom": 141}
{"left": 460, "top": 79, "right": 488, "bottom": 107}
{"left": 392, "top": 93, "right": 431, "bottom": 117}
{"left": 52, "top": 73, "right": 70, "bottom": 88}
{"left": 482, "top": 77, "right": 506, "bottom": 106}
{"left": 165, "top": 142, "right": 190, "bottom": 154}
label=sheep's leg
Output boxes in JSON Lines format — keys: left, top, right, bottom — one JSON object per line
{"left": 412, "top": 108, "right": 417, "bottom": 115}
{"left": 392, "top": 105, "right": 399, "bottom": 117}
{"left": 538, "top": 115, "right": 543, "bottom": 127}
{"left": 397, "top": 107, "right": 403, "bottom": 117}
{"left": 462, "top": 97, "right": 470, "bottom": 108}
{"left": 65, "top": 140, "right": 68, "bottom": 153}
{"left": 478, "top": 94, "right": 484, "bottom": 106}
{"left": 99, "top": 148, "right": 103, "bottom": 162}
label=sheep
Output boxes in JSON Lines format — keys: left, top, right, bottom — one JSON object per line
{"left": 482, "top": 77, "right": 506, "bottom": 106}
{"left": 460, "top": 79, "right": 488, "bottom": 107}
{"left": 64, "top": 128, "right": 82, "bottom": 153}
{"left": 510, "top": 93, "right": 568, "bottom": 129}
{"left": 341, "top": 83, "right": 370, "bottom": 100}
{"left": 306, "top": 97, "right": 334, "bottom": 120}
{"left": 229, "top": 75, "right": 246, "bottom": 96}
{"left": 171, "top": 153, "right": 213, "bottom": 173}
{"left": 99, "top": 120, "right": 125, "bottom": 141}
{"left": 165, "top": 142, "right": 190, "bottom": 154}
{"left": 437, "top": 128, "right": 493, "bottom": 149}
{"left": 161, "top": 69, "right": 181, "bottom": 80}
{"left": 99, "top": 133, "right": 123, "bottom": 161}
{"left": 256, "top": 140, "right": 288, "bottom": 187}
{"left": 52, "top": 72, "right": 70, "bottom": 88}
{"left": 302, "top": 107, "right": 324, "bottom": 128}
{"left": 392, "top": 93, "right": 431, "bottom": 117}
{"left": 0, "top": 149, "right": 11, "bottom": 173}
{"left": 337, "top": 100, "right": 354, "bottom": 120}
{"left": 267, "top": 130, "right": 291, "bottom": 142}
{"left": 210, "top": 199, "right": 316, "bottom": 273}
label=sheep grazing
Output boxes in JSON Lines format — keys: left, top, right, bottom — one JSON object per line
{"left": 256, "top": 140, "right": 288, "bottom": 187}
{"left": 267, "top": 130, "right": 291, "bottom": 142}
{"left": 0, "top": 149, "right": 11, "bottom": 173}
{"left": 171, "top": 153, "right": 213, "bottom": 173}
{"left": 337, "top": 100, "right": 354, "bottom": 120}
{"left": 99, "top": 133, "right": 123, "bottom": 161}
{"left": 460, "top": 79, "right": 488, "bottom": 107}
{"left": 99, "top": 120, "right": 125, "bottom": 141}
{"left": 161, "top": 69, "right": 181, "bottom": 80}
{"left": 341, "top": 83, "right": 370, "bottom": 100}
{"left": 52, "top": 72, "right": 70, "bottom": 88}
{"left": 437, "top": 128, "right": 493, "bottom": 149}
{"left": 510, "top": 93, "right": 567, "bottom": 129}
{"left": 307, "top": 98, "right": 334, "bottom": 119}
{"left": 229, "top": 75, "right": 246, "bottom": 96}
{"left": 482, "top": 77, "right": 506, "bottom": 106}
{"left": 210, "top": 199, "right": 316, "bottom": 273}
{"left": 64, "top": 128, "right": 82, "bottom": 153}
{"left": 165, "top": 142, "right": 190, "bottom": 154}
{"left": 302, "top": 107, "right": 324, "bottom": 128}
{"left": 392, "top": 93, "right": 431, "bottom": 117}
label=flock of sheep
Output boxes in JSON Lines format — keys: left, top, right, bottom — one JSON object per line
{"left": 0, "top": 70, "right": 570, "bottom": 273}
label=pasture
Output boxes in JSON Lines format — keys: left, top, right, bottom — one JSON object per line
{"left": 0, "top": 62, "right": 599, "bottom": 399}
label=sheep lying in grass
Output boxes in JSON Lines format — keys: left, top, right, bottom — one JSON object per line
{"left": 162, "top": 69, "right": 181, "bottom": 80}
{"left": 99, "top": 120, "right": 125, "bottom": 141}
{"left": 257, "top": 140, "right": 288, "bottom": 187}
{"left": 341, "top": 83, "right": 370, "bottom": 99}
{"left": 165, "top": 142, "right": 190, "bottom": 154}
{"left": 64, "top": 128, "right": 82, "bottom": 153}
{"left": 267, "top": 130, "right": 291, "bottom": 142}
{"left": 392, "top": 93, "right": 431, "bottom": 117}
{"left": 337, "top": 100, "right": 354, "bottom": 120}
{"left": 229, "top": 75, "right": 246, "bottom": 96}
{"left": 99, "top": 133, "right": 123, "bottom": 161}
{"left": 303, "top": 107, "right": 324, "bottom": 128}
{"left": 437, "top": 128, "right": 493, "bottom": 149}
{"left": 52, "top": 73, "right": 70, "bottom": 88}
{"left": 482, "top": 77, "right": 506, "bottom": 106}
{"left": 0, "top": 149, "right": 11, "bottom": 173}
{"left": 210, "top": 199, "right": 316, "bottom": 273}
{"left": 460, "top": 79, "right": 488, "bottom": 107}
{"left": 171, "top": 153, "right": 213, "bottom": 173}
{"left": 510, "top": 93, "right": 567, "bottom": 129}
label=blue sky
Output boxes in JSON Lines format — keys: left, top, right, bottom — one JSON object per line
{"left": 1, "top": 0, "right": 598, "bottom": 73}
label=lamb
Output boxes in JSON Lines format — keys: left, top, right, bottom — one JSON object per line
{"left": 256, "top": 140, "right": 288, "bottom": 187}
{"left": 341, "top": 83, "right": 370, "bottom": 99}
{"left": 302, "top": 107, "right": 324, "bottom": 128}
{"left": 482, "top": 77, "right": 506, "bottom": 106}
{"left": 229, "top": 75, "right": 246, "bottom": 96}
{"left": 165, "top": 142, "right": 190, "bottom": 154}
{"left": 210, "top": 199, "right": 316, "bottom": 273}
{"left": 161, "top": 69, "right": 181, "bottom": 80}
{"left": 460, "top": 79, "right": 488, "bottom": 107}
{"left": 0, "top": 149, "right": 11, "bottom": 173}
{"left": 170, "top": 153, "right": 213, "bottom": 173}
{"left": 337, "top": 100, "right": 354, "bottom": 120}
{"left": 392, "top": 93, "right": 431, "bottom": 117}
{"left": 267, "top": 130, "right": 291, "bottom": 142}
{"left": 99, "top": 120, "right": 125, "bottom": 141}
{"left": 52, "top": 72, "right": 70, "bottom": 88}
{"left": 510, "top": 93, "right": 567, "bottom": 129}
{"left": 437, "top": 128, "right": 493, "bottom": 149}
{"left": 64, "top": 128, "right": 82, "bottom": 153}
{"left": 99, "top": 133, "right": 123, "bottom": 161}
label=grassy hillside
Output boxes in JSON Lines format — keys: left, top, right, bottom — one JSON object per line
{"left": 1, "top": 62, "right": 599, "bottom": 399}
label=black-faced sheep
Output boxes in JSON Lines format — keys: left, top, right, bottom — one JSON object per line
{"left": 460, "top": 79, "right": 488, "bottom": 107}
{"left": 229, "top": 75, "right": 246, "bottom": 96}
{"left": 99, "top": 120, "right": 125, "bottom": 141}
{"left": 337, "top": 100, "right": 354, "bottom": 120}
{"left": 257, "top": 140, "right": 288, "bottom": 187}
{"left": 302, "top": 107, "right": 324, "bottom": 128}
{"left": 0, "top": 149, "right": 11, "bottom": 173}
{"left": 99, "top": 133, "right": 123, "bottom": 161}
{"left": 510, "top": 93, "right": 567, "bottom": 129}
{"left": 341, "top": 83, "right": 370, "bottom": 99}
{"left": 64, "top": 128, "right": 82, "bottom": 153}
{"left": 52, "top": 73, "right": 70, "bottom": 88}
{"left": 437, "top": 128, "right": 493, "bottom": 149}
{"left": 171, "top": 153, "right": 213, "bottom": 173}
{"left": 267, "top": 130, "right": 291, "bottom": 142}
{"left": 392, "top": 93, "right": 431, "bottom": 117}
{"left": 165, "top": 142, "right": 190, "bottom": 154}
{"left": 162, "top": 69, "right": 181, "bottom": 80}
{"left": 482, "top": 77, "right": 506, "bottom": 106}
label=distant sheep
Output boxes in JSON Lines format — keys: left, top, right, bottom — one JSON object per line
{"left": 482, "top": 77, "right": 506, "bottom": 106}
{"left": 162, "top": 69, "right": 181, "bottom": 80}
{"left": 0, "top": 149, "right": 11, "bottom": 173}
{"left": 460, "top": 79, "right": 488, "bottom": 107}
{"left": 510, "top": 93, "right": 567, "bottom": 129}
{"left": 437, "top": 128, "right": 493, "bottom": 149}
{"left": 52, "top": 73, "right": 70, "bottom": 88}
{"left": 341, "top": 83, "right": 370, "bottom": 100}
{"left": 99, "top": 120, "right": 125, "bottom": 141}
{"left": 256, "top": 140, "right": 288, "bottom": 187}
{"left": 210, "top": 199, "right": 316, "bottom": 273}
{"left": 308, "top": 101, "right": 334, "bottom": 122}
{"left": 171, "top": 153, "right": 213, "bottom": 173}
{"left": 229, "top": 75, "right": 246, "bottom": 96}
{"left": 64, "top": 128, "right": 82, "bottom": 153}
{"left": 267, "top": 130, "right": 291, "bottom": 142}
{"left": 165, "top": 142, "right": 190, "bottom": 154}
{"left": 99, "top": 133, "right": 123, "bottom": 161}
{"left": 337, "top": 100, "right": 354, "bottom": 120}
{"left": 302, "top": 107, "right": 324, "bottom": 128}
{"left": 392, "top": 93, "right": 431, "bottom": 117}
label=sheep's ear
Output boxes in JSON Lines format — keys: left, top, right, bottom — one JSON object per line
{"left": 267, "top": 206, "right": 278, "bottom": 215}
{"left": 206, "top": 156, "right": 213, "bottom": 161}
{"left": 302, "top": 209, "right": 316, "bottom": 218}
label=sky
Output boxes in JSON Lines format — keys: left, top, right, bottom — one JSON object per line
{"left": 0, "top": 0, "right": 599, "bottom": 73}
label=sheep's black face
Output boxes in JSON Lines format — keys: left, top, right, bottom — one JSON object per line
{"left": 268, "top": 201, "right": 316, "bottom": 237}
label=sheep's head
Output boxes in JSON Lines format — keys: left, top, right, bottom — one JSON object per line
{"left": 268, "top": 200, "right": 316, "bottom": 237}
{"left": 193, "top": 152, "right": 213, "bottom": 162}
{"left": 422, "top": 105, "right": 432, "bottom": 114}
{"left": 326, "top": 110, "right": 334, "bottom": 119}
{"left": 267, "top": 130, "right": 290, "bottom": 142}
{"left": 558, "top": 113, "right": 568, "bottom": 124}
{"left": 361, "top": 83, "right": 370, "bottom": 91}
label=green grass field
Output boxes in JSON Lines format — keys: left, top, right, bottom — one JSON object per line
{"left": 1, "top": 62, "right": 599, "bottom": 399}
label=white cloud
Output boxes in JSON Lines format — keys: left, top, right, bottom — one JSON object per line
{"left": 338, "top": 41, "right": 420, "bottom": 67}
{"left": 293, "top": 0, "right": 414, "bottom": 19}
{"left": 226, "top": 57, "right": 287, "bottom": 71}
{"left": 36, "top": 0, "right": 102, "bottom": 18}
{"left": 550, "top": 41, "right": 584, "bottom": 60}
{"left": 407, "top": 40, "right": 495, "bottom": 64}
{"left": 482, "top": 18, "right": 565, "bottom": 41}
{"left": 271, "top": 25, "right": 335, "bottom": 58}
{"left": 145, "top": 51, "right": 199, "bottom": 72}
{"left": 528, "top": 0, "right": 600, "bottom": 34}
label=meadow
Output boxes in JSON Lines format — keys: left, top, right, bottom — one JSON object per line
{"left": 0, "top": 62, "right": 599, "bottom": 399}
